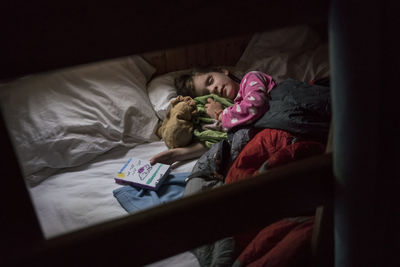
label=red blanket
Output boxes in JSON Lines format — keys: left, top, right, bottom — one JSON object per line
{"left": 225, "top": 129, "right": 325, "bottom": 266}
{"left": 236, "top": 217, "right": 314, "bottom": 267}
{"left": 226, "top": 129, "right": 325, "bottom": 183}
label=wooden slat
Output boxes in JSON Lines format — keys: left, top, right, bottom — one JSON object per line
{"left": 0, "top": 114, "right": 43, "bottom": 264}
{"left": 141, "top": 34, "right": 251, "bottom": 76}
{"left": 310, "top": 125, "right": 334, "bottom": 266}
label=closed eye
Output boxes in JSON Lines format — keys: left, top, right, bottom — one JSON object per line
{"left": 206, "top": 75, "right": 213, "bottom": 86}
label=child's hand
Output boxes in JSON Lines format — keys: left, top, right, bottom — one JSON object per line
{"left": 205, "top": 98, "right": 223, "bottom": 120}
{"left": 150, "top": 149, "right": 178, "bottom": 165}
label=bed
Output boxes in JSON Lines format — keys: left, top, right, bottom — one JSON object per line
{"left": 0, "top": 23, "right": 332, "bottom": 266}
{"left": 2, "top": 1, "right": 395, "bottom": 266}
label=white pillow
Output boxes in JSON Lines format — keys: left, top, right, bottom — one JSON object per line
{"left": 0, "top": 55, "right": 159, "bottom": 186}
{"left": 147, "top": 70, "right": 190, "bottom": 120}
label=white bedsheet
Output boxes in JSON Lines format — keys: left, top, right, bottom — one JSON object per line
{"left": 29, "top": 140, "right": 199, "bottom": 266}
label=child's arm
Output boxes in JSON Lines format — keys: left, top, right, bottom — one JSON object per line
{"left": 221, "top": 72, "right": 275, "bottom": 131}
{"left": 150, "top": 142, "right": 208, "bottom": 165}
{"left": 204, "top": 98, "right": 224, "bottom": 120}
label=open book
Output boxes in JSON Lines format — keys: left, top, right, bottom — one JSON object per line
{"left": 114, "top": 157, "right": 171, "bottom": 190}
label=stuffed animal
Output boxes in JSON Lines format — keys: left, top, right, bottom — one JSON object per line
{"left": 157, "top": 95, "right": 197, "bottom": 148}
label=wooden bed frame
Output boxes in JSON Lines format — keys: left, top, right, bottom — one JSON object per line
{"left": 141, "top": 34, "right": 252, "bottom": 75}
{"left": 2, "top": 0, "right": 396, "bottom": 266}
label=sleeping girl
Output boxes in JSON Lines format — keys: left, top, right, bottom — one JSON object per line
{"left": 176, "top": 67, "right": 275, "bottom": 132}
{"left": 150, "top": 67, "right": 331, "bottom": 166}
{"left": 150, "top": 67, "right": 275, "bottom": 165}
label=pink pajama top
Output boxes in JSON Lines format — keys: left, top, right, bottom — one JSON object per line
{"left": 221, "top": 71, "right": 275, "bottom": 131}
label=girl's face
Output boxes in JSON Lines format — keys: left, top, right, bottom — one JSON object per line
{"left": 192, "top": 69, "right": 239, "bottom": 100}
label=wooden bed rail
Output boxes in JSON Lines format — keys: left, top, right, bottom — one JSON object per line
{"left": 141, "top": 34, "right": 252, "bottom": 76}
{"left": 4, "top": 152, "right": 333, "bottom": 267}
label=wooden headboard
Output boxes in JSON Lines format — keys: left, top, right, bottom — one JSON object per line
{"left": 141, "top": 34, "right": 252, "bottom": 76}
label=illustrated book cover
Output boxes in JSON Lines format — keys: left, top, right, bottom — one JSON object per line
{"left": 114, "top": 157, "right": 171, "bottom": 190}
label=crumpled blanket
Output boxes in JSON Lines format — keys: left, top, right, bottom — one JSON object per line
{"left": 226, "top": 128, "right": 326, "bottom": 183}
{"left": 254, "top": 78, "right": 331, "bottom": 142}
{"left": 186, "top": 126, "right": 257, "bottom": 185}
{"left": 183, "top": 126, "right": 258, "bottom": 267}
{"left": 182, "top": 79, "right": 331, "bottom": 266}
{"left": 226, "top": 128, "right": 325, "bottom": 267}
{"left": 184, "top": 128, "right": 325, "bottom": 267}
{"left": 233, "top": 217, "right": 315, "bottom": 267}
{"left": 192, "top": 94, "right": 234, "bottom": 148}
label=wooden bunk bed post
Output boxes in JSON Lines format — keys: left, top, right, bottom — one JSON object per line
{"left": 0, "top": 114, "right": 44, "bottom": 265}
{"left": 311, "top": 124, "right": 334, "bottom": 267}
{"left": 329, "top": 0, "right": 398, "bottom": 266}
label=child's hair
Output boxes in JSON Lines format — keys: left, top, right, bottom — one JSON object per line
{"left": 174, "top": 66, "right": 242, "bottom": 97}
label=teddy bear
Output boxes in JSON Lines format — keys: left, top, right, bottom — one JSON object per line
{"left": 157, "top": 95, "right": 197, "bottom": 149}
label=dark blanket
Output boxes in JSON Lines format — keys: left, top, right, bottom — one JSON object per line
{"left": 255, "top": 78, "right": 331, "bottom": 142}
{"left": 185, "top": 127, "right": 257, "bottom": 186}
{"left": 185, "top": 78, "right": 331, "bottom": 187}
{"left": 183, "top": 79, "right": 331, "bottom": 267}
{"left": 183, "top": 126, "right": 258, "bottom": 267}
